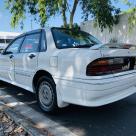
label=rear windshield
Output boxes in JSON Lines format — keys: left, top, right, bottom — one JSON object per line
{"left": 52, "top": 28, "right": 101, "bottom": 49}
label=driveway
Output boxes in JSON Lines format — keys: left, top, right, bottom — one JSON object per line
{"left": 0, "top": 82, "right": 136, "bottom": 136}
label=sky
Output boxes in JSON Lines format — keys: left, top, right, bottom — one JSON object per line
{"left": 0, "top": 0, "right": 130, "bottom": 33}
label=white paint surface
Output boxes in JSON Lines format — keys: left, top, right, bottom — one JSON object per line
{"left": 80, "top": 14, "right": 136, "bottom": 44}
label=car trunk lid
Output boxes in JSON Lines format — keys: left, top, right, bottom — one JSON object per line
{"left": 90, "top": 43, "right": 136, "bottom": 57}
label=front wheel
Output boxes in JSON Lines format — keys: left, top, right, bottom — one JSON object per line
{"left": 36, "top": 76, "right": 58, "bottom": 113}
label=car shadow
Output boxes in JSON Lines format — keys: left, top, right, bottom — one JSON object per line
{"left": 0, "top": 81, "right": 136, "bottom": 136}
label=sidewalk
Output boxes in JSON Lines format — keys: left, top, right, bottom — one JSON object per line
{"left": 0, "top": 89, "right": 77, "bottom": 136}
{"left": 0, "top": 110, "right": 30, "bottom": 136}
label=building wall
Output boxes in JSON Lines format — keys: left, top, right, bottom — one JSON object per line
{"left": 0, "top": 31, "right": 21, "bottom": 49}
{"left": 80, "top": 14, "right": 136, "bottom": 44}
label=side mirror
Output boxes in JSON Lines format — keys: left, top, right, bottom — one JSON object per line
{"left": 0, "top": 48, "right": 12, "bottom": 55}
{"left": 3, "top": 51, "right": 13, "bottom": 55}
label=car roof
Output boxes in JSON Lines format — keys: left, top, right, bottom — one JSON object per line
{"left": 16, "top": 27, "right": 52, "bottom": 38}
{"left": 16, "top": 29, "right": 43, "bottom": 38}
{"left": 15, "top": 27, "right": 81, "bottom": 39}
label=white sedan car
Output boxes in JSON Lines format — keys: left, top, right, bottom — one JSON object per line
{"left": 0, "top": 27, "right": 136, "bottom": 113}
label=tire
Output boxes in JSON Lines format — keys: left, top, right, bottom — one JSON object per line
{"left": 36, "top": 76, "right": 58, "bottom": 113}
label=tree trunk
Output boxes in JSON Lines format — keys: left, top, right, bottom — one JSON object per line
{"left": 69, "top": 0, "right": 78, "bottom": 29}
{"left": 62, "top": 0, "right": 67, "bottom": 28}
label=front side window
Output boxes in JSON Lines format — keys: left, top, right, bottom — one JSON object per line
{"left": 52, "top": 28, "right": 101, "bottom": 49}
{"left": 20, "top": 33, "right": 40, "bottom": 53}
{"left": 6, "top": 37, "right": 24, "bottom": 54}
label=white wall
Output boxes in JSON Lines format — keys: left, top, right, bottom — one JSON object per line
{"left": 0, "top": 32, "right": 21, "bottom": 49}
{"left": 80, "top": 14, "right": 136, "bottom": 44}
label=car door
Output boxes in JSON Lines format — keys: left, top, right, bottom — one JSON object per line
{"left": 14, "top": 32, "right": 41, "bottom": 89}
{"left": 0, "top": 37, "right": 24, "bottom": 82}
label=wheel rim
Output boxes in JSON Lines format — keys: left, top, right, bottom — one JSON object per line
{"left": 39, "top": 81, "right": 53, "bottom": 108}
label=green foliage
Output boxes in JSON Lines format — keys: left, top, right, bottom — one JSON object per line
{"left": 128, "top": 8, "right": 136, "bottom": 31}
{"left": 122, "top": 0, "right": 136, "bottom": 31}
{"left": 5, "top": 0, "right": 120, "bottom": 31}
{"left": 5, "top": 0, "right": 26, "bottom": 28}
{"left": 61, "top": 23, "right": 80, "bottom": 30}
{"left": 80, "top": 0, "right": 120, "bottom": 31}
{"left": 6, "top": 0, "right": 61, "bottom": 28}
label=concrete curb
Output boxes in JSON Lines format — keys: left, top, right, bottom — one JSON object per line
{"left": 0, "top": 102, "right": 47, "bottom": 136}
{"left": 0, "top": 90, "right": 78, "bottom": 136}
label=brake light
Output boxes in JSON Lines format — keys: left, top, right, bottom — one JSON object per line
{"left": 86, "top": 57, "right": 136, "bottom": 76}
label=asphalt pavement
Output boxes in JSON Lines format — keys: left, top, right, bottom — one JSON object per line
{"left": 0, "top": 81, "right": 136, "bottom": 136}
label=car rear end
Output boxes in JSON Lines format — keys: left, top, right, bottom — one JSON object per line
{"left": 85, "top": 46, "right": 136, "bottom": 106}
{"left": 59, "top": 44, "right": 136, "bottom": 107}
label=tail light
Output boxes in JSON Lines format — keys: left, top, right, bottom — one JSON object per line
{"left": 86, "top": 57, "right": 136, "bottom": 76}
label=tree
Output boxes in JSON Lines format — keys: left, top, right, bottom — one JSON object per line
{"left": 5, "top": 0, "right": 120, "bottom": 31}
{"left": 122, "top": 0, "right": 136, "bottom": 31}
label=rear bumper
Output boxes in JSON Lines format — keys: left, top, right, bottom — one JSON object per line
{"left": 55, "top": 71, "right": 136, "bottom": 107}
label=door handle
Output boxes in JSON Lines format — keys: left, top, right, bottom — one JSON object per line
{"left": 9, "top": 54, "right": 14, "bottom": 59}
{"left": 28, "top": 54, "right": 36, "bottom": 59}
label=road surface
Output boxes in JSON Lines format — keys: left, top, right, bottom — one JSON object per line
{"left": 0, "top": 82, "right": 136, "bottom": 136}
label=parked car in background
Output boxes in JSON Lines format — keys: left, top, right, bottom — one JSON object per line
{"left": 0, "top": 27, "right": 136, "bottom": 113}
{"left": 0, "top": 32, "right": 20, "bottom": 50}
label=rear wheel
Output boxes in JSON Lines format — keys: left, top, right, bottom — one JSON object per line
{"left": 36, "top": 76, "right": 58, "bottom": 113}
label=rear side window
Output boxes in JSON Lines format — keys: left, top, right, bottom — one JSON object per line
{"left": 20, "top": 33, "right": 40, "bottom": 53}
